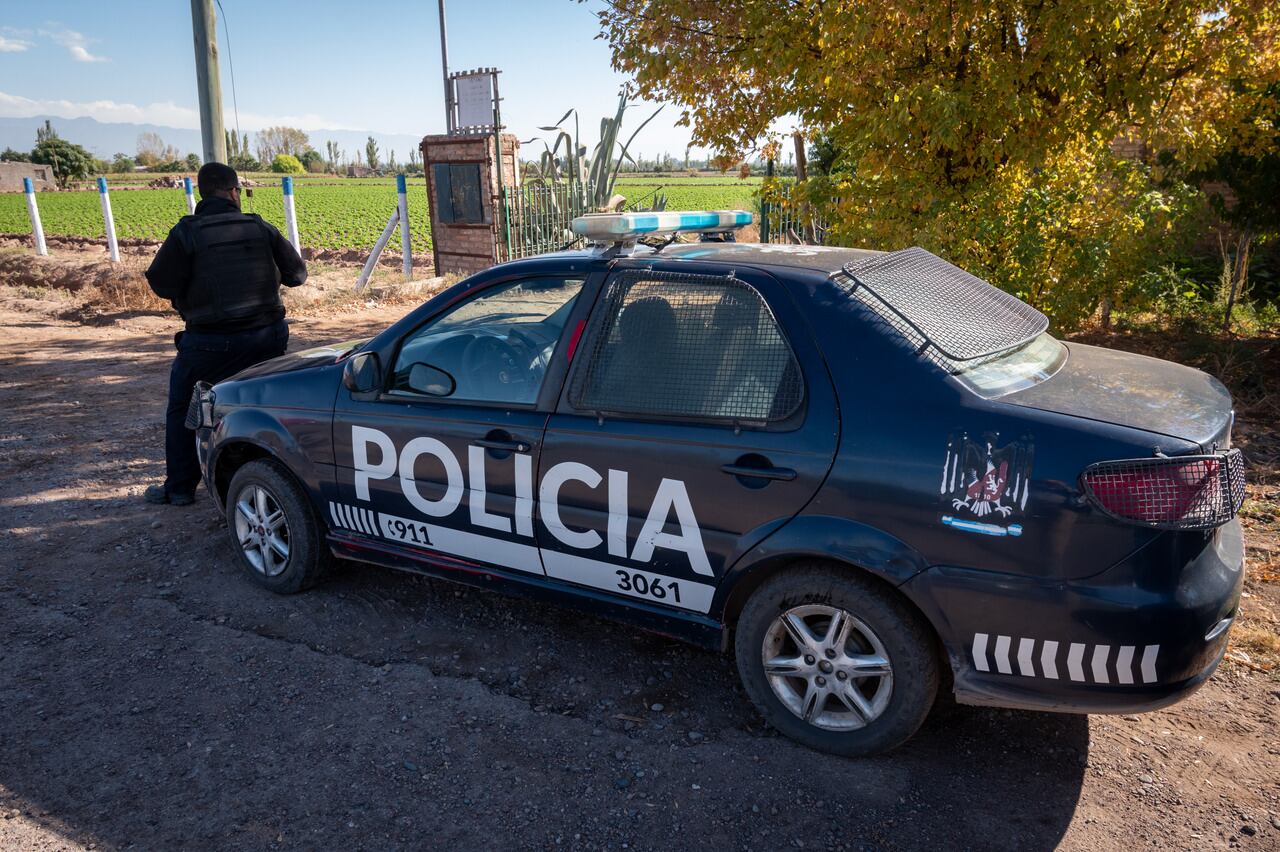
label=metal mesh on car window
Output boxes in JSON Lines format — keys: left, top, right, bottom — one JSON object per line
{"left": 571, "top": 271, "right": 803, "bottom": 424}
{"left": 1080, "top": 450, "right": 1246, "bottom": 530}
{"left": 838, "top": 247, "right": 1049, "bottom": 370}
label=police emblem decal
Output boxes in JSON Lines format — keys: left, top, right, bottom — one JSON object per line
{"left": 940, "top": 432, "right": 1034, "bottom": 536}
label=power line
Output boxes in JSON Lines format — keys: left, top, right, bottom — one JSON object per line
{"left": 214, "top": 0, "right": 241, "bottom": 148}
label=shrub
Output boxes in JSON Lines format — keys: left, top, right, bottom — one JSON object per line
{"left": 800, "top": 140, "right": 1204, "bottom": 331}
{"left": 271, "top": 154, "right": 305, "bottom": 174}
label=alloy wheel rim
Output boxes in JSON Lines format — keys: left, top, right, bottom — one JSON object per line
{"left": 233, "top": 484, "right": 291, "bottom": 577}
{"left": 761, "top": 604, "right": 893, "bottom": 731}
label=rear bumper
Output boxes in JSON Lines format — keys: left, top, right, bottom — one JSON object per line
{"left": 903, "top": 519, "right": 1243, "bottom": 714}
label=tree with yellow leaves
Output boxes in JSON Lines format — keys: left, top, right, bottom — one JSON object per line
{"left": 595, "top": 0, "right": 1280, "bottom": 327}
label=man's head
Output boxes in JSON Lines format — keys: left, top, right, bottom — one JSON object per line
{"left": 197, "top": 162, "right": 241, "bottom": 209}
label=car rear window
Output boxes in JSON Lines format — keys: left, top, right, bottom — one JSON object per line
{"left": 571, "top": 270, "right": 803, "bottom": 424}
{"left": 951, "top": 332, "right": 1067, "bottom": 398}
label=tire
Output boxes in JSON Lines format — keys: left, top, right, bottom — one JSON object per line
{"left": 734, "top": 564, "right": 939, "bottom": 756}
{"left": 225, "top": 458, "right": 330, "bottom": 594}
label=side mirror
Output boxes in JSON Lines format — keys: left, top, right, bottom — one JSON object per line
{"left": 342, "top": 351, "right": 382, "bottom": 392}
{"left": 407, "top": 362, "right": 456, "bottom": 397}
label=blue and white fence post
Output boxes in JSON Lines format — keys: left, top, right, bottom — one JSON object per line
{"left": 396, "top": 174, "right": 412, "bottom": 279}
{"left": 97, "top": 177, "right": 120, "bottom": 263}
{"left": 23, "top": 177, "right": 47, "bottom": 257}
{"left": 183, "top": 176, "right": 196, "bottom": 215}
{"left": 281, "top": 176, "right": 301, "bottom": 256}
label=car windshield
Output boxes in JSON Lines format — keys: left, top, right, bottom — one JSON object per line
{"left": 952, "top": 333, "right": 1067, "bottom": 398}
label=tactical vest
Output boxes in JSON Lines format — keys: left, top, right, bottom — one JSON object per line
{"left": 175, "top": 212, "right": 283, "bottom": 326}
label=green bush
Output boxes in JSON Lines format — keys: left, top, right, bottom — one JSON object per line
{"left": 270, "top": 154, "right": 305, "bottom": 174}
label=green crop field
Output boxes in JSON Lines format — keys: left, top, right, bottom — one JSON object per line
{"left": 0, "top": 183, "right": 435, "bottom": 253}
{"left": 0, "top": 176, "right": 759, "bottom": 252}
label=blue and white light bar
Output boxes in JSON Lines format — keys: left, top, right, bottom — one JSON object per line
{"left": 572, "top": 210, "right": 753, "bottom": 242}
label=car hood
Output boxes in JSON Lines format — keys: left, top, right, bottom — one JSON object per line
{"left": 231, "top": 338, "right": 369, "bottom": 381}
{"left": 1002, "top": 341, "right": 1233, "bottom": 450}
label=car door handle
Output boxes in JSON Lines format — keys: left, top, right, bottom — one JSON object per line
{"left": 475, "top": 438, "right": 531, "bottom": 453}
{"left": 720, "top": 463, "right": 797, "bottom": 481}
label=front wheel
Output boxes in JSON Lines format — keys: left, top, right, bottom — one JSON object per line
{"left": 735, "top": 565, "right": 939, "bottom": 756}
{"left": 226, "top": 459, "right": 330, "bottom": 594}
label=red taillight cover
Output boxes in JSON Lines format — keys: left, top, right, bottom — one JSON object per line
{"left": 1080, "top": 450, "right": 1245, "bottom": 530}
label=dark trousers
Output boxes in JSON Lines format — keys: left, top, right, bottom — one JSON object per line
{"left": 164, "top": 320, "right": 289, "bottom": 496}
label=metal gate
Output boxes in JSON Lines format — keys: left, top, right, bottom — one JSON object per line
{"left": 504, "top": 181, "right": 596, "bottom": 260}
{"left": 759, "top": 182, "right": 834, "bottom": 245}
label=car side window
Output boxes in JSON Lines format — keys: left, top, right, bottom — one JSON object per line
{"left": 391, "top": 276, "right": 585, "bottom": 405}
{"left": 570, "top": 271, "right": 803, "bottom": 424}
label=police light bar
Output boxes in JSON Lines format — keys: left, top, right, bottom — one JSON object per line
{"left": 572, "top": 210, "right": 753, "bottom": 242}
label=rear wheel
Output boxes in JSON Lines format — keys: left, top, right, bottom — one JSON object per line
{"left": 226, "top": 459, "right": 329, "bottom": 594}
{"left": 735, "top": 565, "right": 938, "bottom": 756}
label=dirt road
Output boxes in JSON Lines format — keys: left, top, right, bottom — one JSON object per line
{"left": 1, "top": 285, "right": 1278, "bottom": 851}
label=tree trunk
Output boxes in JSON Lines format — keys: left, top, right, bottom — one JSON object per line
{"left": 1222, "top": 229, "right": 1252, "bottom": 335}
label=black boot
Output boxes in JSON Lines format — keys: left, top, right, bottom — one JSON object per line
{"left": 144, "top": 484, "right": 195, "bottom": 506}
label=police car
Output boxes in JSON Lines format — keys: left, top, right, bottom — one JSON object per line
{"left": 191, "top": 210, "right": 1245, "bottom": 755}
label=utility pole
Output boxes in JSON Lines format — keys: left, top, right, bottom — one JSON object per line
{"left": 438, "top": 0, "right": 453, "bottom": 133}
{"left": 190, "top": 0, "right": 226, "bottom": 164}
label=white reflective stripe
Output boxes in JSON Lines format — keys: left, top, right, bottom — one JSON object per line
{"left": 336, "top": 503, "right": 352, "bottom": 529}
{"left": 347, "top": 504, "right": 365, "bottom": 533}
{"left": 1140, "top": 645, "right": 1159, "bottom": 684}
{"left": 1067, "top": 643, "right": 1086, "bottom": 682}
{"left": 541, "top": 549, "right": 714, "bottom": 614}
{"left": 993, "top": 635, "right": 1012, "bottom": 674}
{"left": 344, "top": 504, "right": 361, "bottom": 533}
{"left": 377, "top": 512, "right": 544, "bottom": 575}
{"left": 1017, "top": 637, "right": 1036, "bottom": 677}
{"left": 360, "top": 507, "right": 375, "bottom": 535}
{"left": 1040, "top": 640, "right": 1059, "bottom": 680}
{"left": 431, "top": 526, "right": 543, "bottom": 574}
{"left": 971, "top": 633, "right": 990, "bottom": 672}
{"left": 1091, "top": 645, "right": 1111, "bottom": 684}
{"left": 1115, "top": 645, "right": 1136, "bottom": 685}
{"left": 329, "top": 502, "right": 341, "bottom": 528}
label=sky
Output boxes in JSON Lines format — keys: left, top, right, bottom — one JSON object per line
{"left": 0, "top": 0, "right": 704, "bottom": 160}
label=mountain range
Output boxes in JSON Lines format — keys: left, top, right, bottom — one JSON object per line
{"left": 0, "top": 115, "right": 427, "bottom": 165}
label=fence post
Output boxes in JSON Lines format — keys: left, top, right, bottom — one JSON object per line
{"left": 97, "top": 177, "right": 120, "bottom": 262}
{"left": 184, "top": 176, "right": 196, "bottom": 215}
{"left": 396, "top": 174, "right": 412, "bottom": 279}
{"left": 282, "top": 176, "right": 301, "bottom": 255}
{"left": 355, "top": 208, "right": 401, "bottom": 294}
{"left": 760, "top": 158, "right": 774, "bottom": 243}
{"left": 23, "top": 178, "right": 47, "bottom": 257}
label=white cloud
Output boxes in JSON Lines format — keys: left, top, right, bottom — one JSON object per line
{"left": 0, "top": 36, "right": 32, "bottom": 53}
{"left": 0, "top": 91, "right": 198, "bottom": 127}
{"left": 41, "top": 28, "right": 108, "bottom": 63}
{"left": 0, "top": 90, "right": 360, "bottom": 134}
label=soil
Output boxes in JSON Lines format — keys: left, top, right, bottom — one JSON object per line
{"left": 1, "top": 246, "right": 1278, "bottom": 851}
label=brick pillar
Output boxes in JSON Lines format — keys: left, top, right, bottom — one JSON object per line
{"left": 420, "top": 133, "right": 520, "bottom": 276}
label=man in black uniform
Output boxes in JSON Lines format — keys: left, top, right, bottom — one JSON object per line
{"left": 143, "top": 162, "right": 307, "bottom": 506}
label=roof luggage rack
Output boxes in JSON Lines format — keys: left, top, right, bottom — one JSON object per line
{"left": 837, "top": 247, "right": 1048, "bottom": 370}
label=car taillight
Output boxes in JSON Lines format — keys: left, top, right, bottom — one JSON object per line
{"left": 1080, "top": 450, "right": 1245, "bottom": 530}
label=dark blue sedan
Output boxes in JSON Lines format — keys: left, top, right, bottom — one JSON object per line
{"left": 191, "top": 212, "right": 1245, "bottom": 755}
